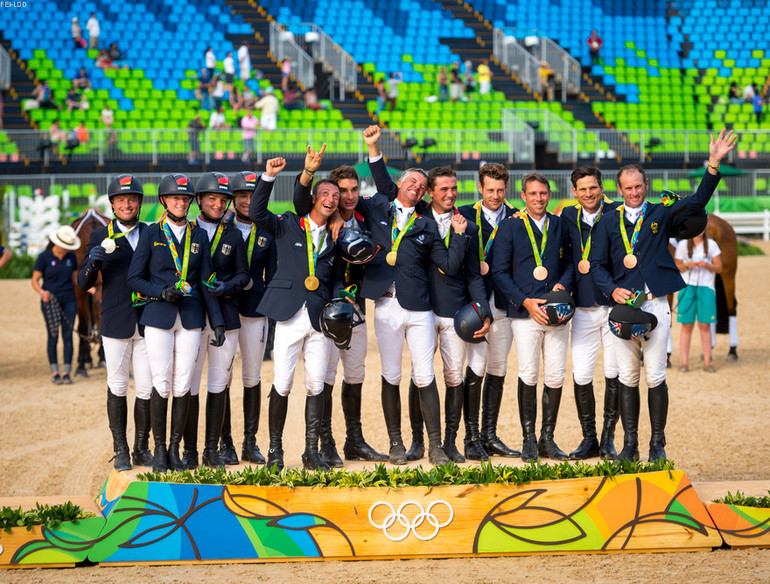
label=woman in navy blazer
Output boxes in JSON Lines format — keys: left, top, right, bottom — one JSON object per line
{"left": 127, "top": 173, "right": 225, "bottom": 473}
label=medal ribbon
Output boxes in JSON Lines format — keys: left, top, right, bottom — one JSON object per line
{"left": 107, "top": 220, "right": 136, "bottom": 241}
{"left": 521, "top": 210, "right": 548, "bottom": 269}
{"left": 474, "top": 201, "right": 500, "bottom": 261}
{"left": 433, "top": 205, "right": 457, "bottom": 248}
{"left": 161, "top": 218, "right": 191, "bottom": 283}
{"left": 247, "top": 224, "right": 256, "bottom": 268}
{"left": 619, "top": 201, "right": 648, "bottom": 257}
{"left": 576, "top": 202, "right": 603, "bottom": 261}
{"left": 302, "top": 215, "right": 327, "bottom": 280}
{"left": 389, "top": 203, "right": 417, "bottom": 253}
{"left": 193, "top": 218, "right": 225, "bottom": 258}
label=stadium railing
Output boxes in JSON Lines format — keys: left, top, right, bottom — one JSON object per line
{"left": 269, "top": 21, "right": 316, "bottom": 91}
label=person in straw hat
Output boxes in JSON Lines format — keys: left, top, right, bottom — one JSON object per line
{"left": 31, "top": 225, "right": 81, "bottom": 384}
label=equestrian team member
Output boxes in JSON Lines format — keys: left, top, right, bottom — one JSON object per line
{"left": 458, "top": 163, "right": 520, "bottom": 460}
{"left": 77, "top": 174, "right": 152, "bottom": 471}
{"left": 491, "top": 172, "right": 573, "bottom": 462}
{"left": 185, "top": 172, "right": 250, "bottom": 469}
{"left": 292, "top": 147, "right": 387, "bottom": 466}
{"left": 591, "top": 129, "right": 736, "bottom": 463}
{"left": 361, "top": 125, "right": 470, "bottom": 466}
{"left": 560, "top": 167, "right": 621, "bottom": 460}
{"left": 230, "top": 170, "right": 276, "bottom": 465}
{"left": 249, "top": 157, "right": 342, "bottom": 472}
{"left": 127, "top": 173, "right": 225, "bottom": 473}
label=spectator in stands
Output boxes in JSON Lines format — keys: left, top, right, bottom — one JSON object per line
{"left": 64, "top": 127, "right": 81, "bottom": 159}
{"left": 106, "top": 130, "right": 119, "bottom": 160}
{"left": 49, "top": 119, "right": 66, "bottom": 143}
{"left": 241, "top": 106, "right": 259, "bottom": 162}
{"left": 223, "top": 51, "right": 235, "bottom": 89}
{"left": 386, "top": 71, "right": 402, "bottom": 111}
{"left": 100, "top": 103, "right": 114, "bottom": 128}
{"left": 753, "top": 89, "right": 764, "bottom": 124}
{"left": 283, "top": 84, "right": 301, "bottom": 110}
{"left": 587, "top": 30, "right": 602, "bottom": 65}
{"left": 238, "top": 41, "right": 251, "bottom": 82}
{"left": 75, "top": 120, "right": 88, "bottom": 144}
{"left": 242, "top": 83, "right": 257, "bottom": 108}
{"left": 108, "top": 42, "right": 124, "bottom": 61}
{"left": 96, "top": 49, "right": 118, "bottom": 70}
{"left": 73, "top": 67, "right": 91, "bottom": 91}
{"left": 66, "top": 87, "right": 88, "bottom": 111}
{"left": 540, "top": 60, "right": 555, "bottom": 101}
{"left": 438, "top": 66, "right": 448, "bottom": 101}
{"left": 188, "top": 114, "right": 204, "bottom": 164}
{"left": 729, "top": 82, "right": 742, "bottom": 104}
{"left": 230, "top": 86, "right": 243, "bottom": 111}
{"left": 255, "top": 86, "right": 279, "bottom": 131}
{"left": 304, "top": 88, "right": 326, "bottom": 111}
{"left": 205, "top": 46, "right": 216, "bottom": 78}
{"left": 72, "top": 17, "right": 85, "bottom": 49}
{"left": 464, "top": 60, "right": 476, "bottom": 99}
{"left": 211, "top": 74, "right": 226, "bottom": 110}
{"left": 477, "top": 58, "right": 492, "bottom": 95}
{"left": 209, "top": 106, "right": 228, "bottom": 130}
{"left": 450, "top": 61, "right": 463, "bottom": 102}
{"left": 86, "top": 13, "right": 100, "bottom": 50}
{"left": 281, "top": 58, "right": 291, "bottom": 92}
{"left": 34, "top": 80, "right": 59, "bottom": 110}
{"left": 376, "top": 77, "right": 387, "bottom": 115}
{"left": 197, "top": 68, "right": 213, "bottom": 110}
{"left": 742, "top": 82, "right": 755, "bottom": 103}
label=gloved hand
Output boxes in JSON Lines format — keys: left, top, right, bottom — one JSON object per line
{"left": 209, "top": 282, "right": 228, "bottom": 297}
{"left": 211, "top": 325, "right": 226, "bottom": 347}
{"left": 89, "top": 245, "right": 108, "bottom": 266}
{"left": 161, "top": 286, "right": 185, "bottom": 303}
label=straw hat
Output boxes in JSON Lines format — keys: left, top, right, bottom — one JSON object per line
{"left": 49, "top": 225, "right": 81, "bottom": 250}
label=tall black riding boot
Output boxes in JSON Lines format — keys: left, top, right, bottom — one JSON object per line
{"left": 418, "top": 379, "right": 451, "bottom": 465}
{"left": 266, "top": 386, "right": 288, "bottom": 471}
{"left": 150, "top": 388, "right": 169, "bottom": 473}
{"left": 132, "top": 396, "right": 153, "bottom": 467}
{"left": 568, "top": 381, "right": 600, "bottom": 460}
{"left": 181, "top": 393, "right": 199, "bottom": 469}
{"left": 202, "top": 391, "right": 226, "bottom": 467}
{"left": 405, "top": 379, "right": 425, "bottom": 461}
{"left": 302, "top": 393, "right": 330, "bottom": 471}
{"left": 599, "top": 376, "right": 619, "bottom": 459}
{"left": 615, "top": 382, "right": 640, "bottom": 462}
{"left": 341, "top": 381, "right": 387, "bottom": 461}
{"left": 648, "top": 382, "right": 668, "bottom": 463}
{"left": 538, "top": 385, "right": 568, "bottom": 460}
{"left": 241, "top": 383, "right": 265, "bottom": 464}
{"left": 443, "top": 384, "right": 465, "bottom": 463}
{"left": 319, "top": 383, "right": 343, "bottom": 467}
{"left": 481, "top": 373, "right": 520, "bottom": 457}
{"left": 463, "top": 367, "right": 488, "bottom": 461}
{"left": 219, "top": 387, "right": 239, "bottom": 465}
{"left": 168, "top": 393, "right": 190, "bottom": 471}
{"left": 107, "top": 388, "right": 131, "bottom": 471}
{"left": 518, "top": 379, "right": 538, "bottom": 462}
{"left": 381, "top": 377, "right": 407, "bottom": 464}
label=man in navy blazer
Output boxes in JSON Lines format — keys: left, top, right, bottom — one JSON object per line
{"left": 492, "top": 172, "right": 573, "bottom": 463}
{"left": 78, "top": 174, "right": 152, "bottom": 471}
{"left": 590, "top": 129, "right": 737, "bottom": 463}
{"left": 248, "top": 157, "right": 342, "bottom": 472}
{"left": 560, "top": 167, "right": 621, "bottom": 461}
{"left": 360, "top": 124, "right": 471, "bottom": 465}
{"left": 458, "top": 162, "right": 521, "bottom": 460}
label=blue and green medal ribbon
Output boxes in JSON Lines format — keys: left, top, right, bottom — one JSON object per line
{"left": 521, "top": 210, "right": 549, "bottom": 279}
{"left": 619, "top": 201, "right": 647, "bottom": 269}
{"left": 162, "top": 218, "right": 192, "bottom": 293}
{"left": 386, "top": 203, "right": 417, "bottom": 265}
{"left": 302, "top": 215, "right": 326, "bottom": 290}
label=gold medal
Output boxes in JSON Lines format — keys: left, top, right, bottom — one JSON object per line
{"left": 386, "top": 251, "right": 398, "bottom": 266}
{"left": 533, "top": 266, "right": 548, "bottom": 281}
{"left": 479, "top": 261, "right": 489, "bottom": 276}
{"left": 304, "top": 276, "right": 320, "bottom": 291}
{"left": 578, "top": 259, "right": 590, "bottom": 274}
{"left": 623, "top": 254, "right": 637, "bottom": 269}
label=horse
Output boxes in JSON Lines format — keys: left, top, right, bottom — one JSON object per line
{"left": 71, "top": 208, "right": 110, "bottom": 376}
{"left": 707, "top": 214, "right": 739, "bottom": 359}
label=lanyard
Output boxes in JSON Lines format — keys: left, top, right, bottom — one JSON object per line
{"left": 247, "top": 224, "right": 256, "bottom": 268}
{"left": 619, "top": 201, "right": 647, "bottom": 256}
{"left": 521, "top": 210, "right": 548, "bottom": 268}
{"left": 161, "top": 218, "right": 191, "bottom": 282}
{"left": 302, "top": 215, "right": 327, "bottom": 278}
{"left": 107, "top": 220, "right": 136, "bottom": 241}
{"left": 390, "top": 203, "right": 417, "bottom": 251}
{"left": 576, "top": 203, "right": 603, "bottom": 261}
{"left": 193, "top": 218, "right": 225, "bottom": 257}
{"left": 474, "top": 201, "right": 501, "bottom": 261}
{"left": 432, "top": 205, "right": 457, "bottom": 248}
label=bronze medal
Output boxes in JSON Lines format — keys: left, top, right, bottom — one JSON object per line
{"left": 533, "top": 266, "right": 548, "bottom": 281}
{"left": 386, "top": 251, "right": 398, "bottom": 266}
{"left": 304, "top": 276, "right": 320, "bottom": 291}
{"left": 479, "top": 261, "right": 489, "bottom": 276}
{"left": 578, "top": 259, "right": 590, "bottom": 274}
{"left": 623, "top": 254, "right": 637, "bottom": 269}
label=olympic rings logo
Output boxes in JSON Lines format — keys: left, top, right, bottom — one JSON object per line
{"left": 368, "top": 500, "right": 454, "bottom": 542}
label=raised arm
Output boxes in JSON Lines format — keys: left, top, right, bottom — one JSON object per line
{"left": 249, "top": 157, "right": 286, "bottom": 236}
{"left": 364, "top": 125, "right": 398, "bottom": 201}
{"left": 294, "top": 143, "right": 327, "bottom": 216}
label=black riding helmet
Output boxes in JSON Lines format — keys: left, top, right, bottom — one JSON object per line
{"left": 230, "top": 171, "right": 259, "bottom": 194}
{"left": 454, "top": 301, "right": 488, "bottom": 343}
{"left": 107, "top": 174, "right": 144, "bottom": 199}
{"left": 538, "top": 289, "right": 576, "bottom": 326}
{"left": 319, "top": 298, "right": 365, "bottom": 350}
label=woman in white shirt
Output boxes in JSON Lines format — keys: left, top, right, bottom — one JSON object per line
{"left": 674, "top": 229, "right": 722, "bottom": 372}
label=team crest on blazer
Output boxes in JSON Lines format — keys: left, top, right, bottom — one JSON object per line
{"left": 416, "top": 234, "right": 425, "bottom": 244}
{"left": 221, "top": 243, "right": 232, "bottom": 255}
{"left": 257, "top": 236, "right": 267, "bottom": 247}
{"left": 191, "top": 242, "right": 200, "bottom": 254}
{"left": 650, "top": 222, "right": 659, "bottom": 234}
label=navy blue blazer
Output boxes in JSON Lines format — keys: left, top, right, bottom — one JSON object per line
{"left": 235, "top": 219, "right": 277, "bottom": 319}
{"left": 127, "top": 221, "right": 224, "bottom": 330}
{"left": 591, "top": 172, "right": 721, "bottom": 299}
{"left": 77, "top": 220, "right": 148, "bottom": 339}
{"left": 491, "top": 212, "right": 573, "bottom": 319}
{"left": 458, "top": 202, "right": 519, "bottom": 310}
{"left": 195, "top": 218, "right": 251, "bottom": 330}
{"left": 248, "top": 177, "right": 340, "bottom": 331}
{"left": 560, "top": 201, "right": 621, "bottom": 308}
{"left": 422, "top": 209, "right": 491, "bottom": 320}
